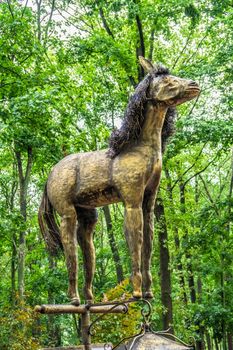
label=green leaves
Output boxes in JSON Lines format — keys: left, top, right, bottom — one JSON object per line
{"left": 0, "top": 0, "right": 233, "bottom": 348}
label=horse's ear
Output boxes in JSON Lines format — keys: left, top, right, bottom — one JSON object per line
{"left": 139, "top": 56, "right": 154, "bottom": 73}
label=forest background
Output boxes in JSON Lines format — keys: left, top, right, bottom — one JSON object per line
{"left": 0, "top": 0, "right": 232, "bottom": 349}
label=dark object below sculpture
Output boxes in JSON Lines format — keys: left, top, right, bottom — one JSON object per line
{"left": 105, "top": 299, "right": 193, "bottom": 350}
{"left": 116, "top": 331, "right": 193, "bottom": 350}
{"left": 40, "top": 347, "right": 81, "bottom": 350}
{"left": 40, "top": 346, "right": 107, "bottom": 350}
{"left": 36, "top": 299, "right": 193, "bottom": 350}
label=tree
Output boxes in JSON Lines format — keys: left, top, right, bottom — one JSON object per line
{"left": 0, "top": 0, "right": 233, "bottom": 348}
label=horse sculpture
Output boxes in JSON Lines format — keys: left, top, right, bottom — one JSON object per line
{"left": 38, "top": 57, "right": 200, "bottom": 305}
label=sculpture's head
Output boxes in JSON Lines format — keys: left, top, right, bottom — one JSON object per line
{"left": 139, "top": 56, "right": 200, "bottom": 106}
{"left": 108, "top": 57, "right": 200, "bottom": 158}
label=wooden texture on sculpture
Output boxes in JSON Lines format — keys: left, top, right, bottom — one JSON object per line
{"left": 38, "top": 57, "right": 200, "bottom": 305}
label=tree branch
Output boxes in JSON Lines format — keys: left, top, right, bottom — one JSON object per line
{"left": 0, "top": 64, "right": 21, "bottom": 78}
{"left": 98, "top": 7, "right": 135, "bottom": 86}
{"left": 14, "top": 147, "right": 33, "bottom": 193}
{"left": 181, "top": 28, "right": 212, "bottom": 66}
{"left": 0, "top": 82, "right": 17, "bottom": 89}
{"left": 35, "top": 0, "right": 43, "bottom": 42}
{"left": 25, "top": 146, "right": 33, "bottom": 187}
{"left": 21, "top": 0, "right": 29, "bottom": 18}
{"left": 7, "top": 0, "right": 14, "bottom": 19}
{"left": 199, "top": 174, "right": 220, "bottom": 215}
{"left": 229, "top": 148, "right": 233, "bottom": 199}
{"left": 135, "top": 13, "right": 145, "bottom": 57}
{"left": 19, "top": 54, "right": 33, "bottom": 65}
{"left": 186, "top": 92, "right": 201, "bottom": 118}
{"left": 171, "top": 143, "right": 207, "bottom": 190}
{"left": 99, "top": 7, "right": 114, "bottom": 38}
{"left": 133, "top": 0, "right": 145, "bottom": 81}
{"left": 226, "top": 147, "right": 233, "bottom": 233}
{"left": 15, "top": 151, "right": 24, "bottom": 186}
{"left": 183, "top": 150, "right": 222, "bottom": 187}
{"left": 172, "top": 32, "right": 192, "bottom": 70}
{"left": 56, "top": 8, "right": 92, "bottom": 35}
{"left": 148, "top": 27, "right": 155, "bottom": 61}
{"left": 44, "top": 0, "right": 56, "bottom": 47}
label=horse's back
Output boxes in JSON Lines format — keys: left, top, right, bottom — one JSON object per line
{"left": 75, "top": 150, "right": 121, "bottom": 208}
{"left": 47, "top": 150, "right": 116, "bottom": 212}
{"left": 47, "top": 153, "right": 80, "bottom": 213}
{"left": 77, "top": 150, "right": 111, "bottom": 193}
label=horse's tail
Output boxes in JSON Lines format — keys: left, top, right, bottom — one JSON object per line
{"left": 38, "top": 183, "right": 63, "bottom": 256}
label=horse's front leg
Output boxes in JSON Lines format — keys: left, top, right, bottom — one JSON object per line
{"left": 76, "top": 207, "right": 98, "bottom": 303}
{"left": 60, "top": 206, "right": 80, "bottom": 305}
{"left": 142, "top": 190, "right": 156, "bottom": 299}
{"left": 142, "top": 162, "right": 162, "bottom": 299}
{"left": 124, "top": 204, "right": 143, "bottom": 298}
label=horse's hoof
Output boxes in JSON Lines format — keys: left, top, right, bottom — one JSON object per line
{"left": 70, "top": 297, "right": 80, "bottom": 306}
{"left": 143, "top": 291, "right": 154, "bottom": 299}
{"left": 132, "top": 291, "right": 142, "bottom": 299}
{"left": 84, "top": 288, "right": 94, "bottom": 302}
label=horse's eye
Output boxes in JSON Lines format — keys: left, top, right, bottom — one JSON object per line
{"left": 168, "top": 80, "right": 179, "bottom": 88}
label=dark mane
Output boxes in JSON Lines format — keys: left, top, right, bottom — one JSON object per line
{"left": 107, "top": 65, "right": 176, "bottom": 158}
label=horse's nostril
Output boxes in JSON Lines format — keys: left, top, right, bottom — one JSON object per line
{"left": 189, "top": 80, "right": 198, "bottom": 86}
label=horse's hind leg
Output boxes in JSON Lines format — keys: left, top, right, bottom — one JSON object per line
{"left": 142, "top": 185, "right": 160, "bottom": 299}
{"left": 76, "top": 207, "right": 98, "bottom": 303}
{"left": 60, "top": 205, "right": 80, "bottom": 305}
{"left": 124, "top": 203, "right": 143, "bottom": 299}
{"left": 142, "top": 192, "right": 155, "bottom": 299}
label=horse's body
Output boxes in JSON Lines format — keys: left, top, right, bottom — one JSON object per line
{"left": 39, "top": 57, "right": 200, "bottom": 305}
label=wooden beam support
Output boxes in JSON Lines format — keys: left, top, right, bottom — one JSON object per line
{"left": 35, "top": 303, "right": 126, "bottom": 315}
{"left": 35, "top": 302, "right": 127, "bottom": 350}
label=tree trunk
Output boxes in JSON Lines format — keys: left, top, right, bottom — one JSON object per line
{"left": 226, "top": 152, "right": 233, "bottom": 350}
{"left": 9, "top": 173, "right": 18, "bottom": 305}
{"left": 227, "top": 334, "right": 233, "bottom": 350}
{"left": 165, "top": 168, "right": 188, "bottom": 304}
{"left": 206, "top": 331, "right": 212, "bottom": 350}
{"left": 133, "top": 0, "right": 145, "bottom": 81}
{"left": 195, "top": 276, "right": 205, "bottom": 350}
{"left": 15, "top": 146, "right": 33, "bottom": 302}
{"left": 227, "top": 147, "right": 233, "bottom": 234}
{"left": 47, "top": 256, "right": 62, "bottom": 347}
{"left": 179, "top": 181, "right": 197, "bottom": 304}
{"left": 221, "top": 269, "right": 227, "bottom": 350}
{"left": 148, "top": 27, "right": 155, "bottom": 60}
{"left": 214, "top": 338, "right": 219, "bottom": 350}
{"left": 179, "top": 180, "right": 206, "bottom": 350}
{"left": 155, "top": 196, "right": 173, "bottom": 332}
{"left": 99, "top": 7, "right": 114, "bottom": 38}
{"left": 11, "top": 232, "right": 17, "bottom": 305}
{"left": 103, "top": 206, "right": 124, "bottom": 284}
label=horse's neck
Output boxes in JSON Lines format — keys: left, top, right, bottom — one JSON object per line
{"left": 139, "top": 102, "right": 167, "bottom": 151}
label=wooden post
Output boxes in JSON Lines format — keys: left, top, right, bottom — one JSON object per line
{"left": 35, "top": 302, "right": 127, "bottom": 349}
{"left": 81, "top": 311, "right": 91, "bottom": 350}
